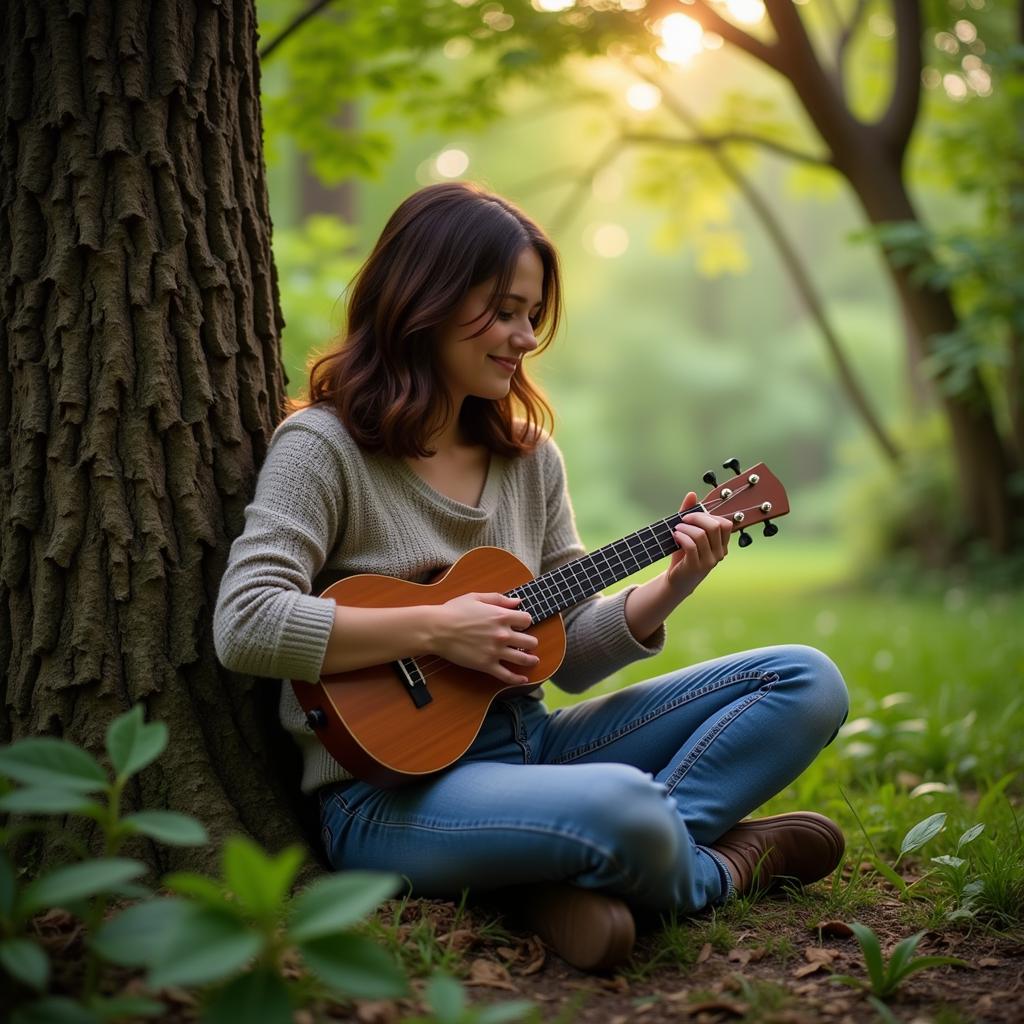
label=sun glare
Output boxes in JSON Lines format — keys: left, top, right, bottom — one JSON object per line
{"left": 722, "top": 0, "right": 765, "bottom": 25}
{"left": 656, "top": 13, "right": 704, "bottom": 66}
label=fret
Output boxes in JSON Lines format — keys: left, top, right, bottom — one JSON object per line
{"left": 504, "top": 504, "right": 708, "bottom": 625}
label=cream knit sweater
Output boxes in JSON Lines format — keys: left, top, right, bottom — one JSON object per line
{"left": 212, "top": 403, "right": 666, "bottom": 793}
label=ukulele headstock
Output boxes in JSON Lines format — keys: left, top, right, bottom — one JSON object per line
{"left": 696, "top": 460, "right": 789, "bottom": 547}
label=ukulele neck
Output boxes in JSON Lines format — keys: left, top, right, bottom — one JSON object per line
{"left": 506, "top": 504, "right": 707, "bottom": 623}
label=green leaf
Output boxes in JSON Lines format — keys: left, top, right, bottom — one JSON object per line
{"left": 931, "top": 855, "right": 966, "bottom": 868}
{"left": 899, "top": 813, "right": 947, "bottom": 858}
{"left": 19, "top": 859, "right": 147, "bottom": 916}
{"left": 147, "top": 907, "right": 262, "bottom": 988}
{"left": 976, "top": 773, "right": 1015, "bottom": 822}
{"left": 105, "top": 707, "right": 167, "bottom": 779}
{"left": 870, "top": 855, "right": 908, "bottom": 896}
{"left": 90, "top": 898, "right": 193, "bottom": 967}
{"left": 222, "top": 836, "right": 304, "bottom": 920}
{"left": 163, "top": 871, "right": 234, "bottom": 912}
{"left": 204, "top": 969, "right": 292, "bottom": 1024}
{"left": 289, "top": 871, "right": 401, "bottom": 942}
{"left": 0, "top": 937, "right": 50, "bottom": 991}
{"left": 0, "top": 739, "right": 107, "bottom": 793}
{"left": 957, "top": 823, "right": 985, "bottom": 850}
{"left": 866, "top": 995, "right": 900, "bottom": 1024}
{"left": 892, "top": 954, "right": 969, "bottom": 981}
{"left": 121, "top": 811, "right": 208, "bottom": 847}
{"left": 298, "top": 932, "right": 408, "bottom": 999}
{"left": 848, "top": 922, "right": 886, "bottom": 993}
{"left": 0, "top": 849, "right": 15, "bottom": 917}
{"left": 0, "top": 788, "right": 103, "bottom": 816}
{"left": 88, "top": 996, "right": 165, "bottom": 1019}
{"left": 883, "top": 931, "right": 925, "bottom": 989}
{"left": 11, "top": 997, "right": 100, "bottom": 1024}
{"left": 425, "top": 973, "right": 465, "bottom": 1024}
{"left": 476, "top": 1002, "right": 536, "bottom": 1024}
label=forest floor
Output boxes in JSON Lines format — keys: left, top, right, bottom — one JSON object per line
{"left": 330, "top": 878, "right": 1024, "bottom": 1024}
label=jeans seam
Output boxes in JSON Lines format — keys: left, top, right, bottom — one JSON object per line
{"left": 663, "top": 678, "right": 777, "bottom": 793}
{"left": 551, "top": 670, "right": 775, "bottom": 764}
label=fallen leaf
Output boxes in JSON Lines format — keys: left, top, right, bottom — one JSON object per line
{"left": 596, "top": 975, "right": 629, "bottom": 993}
{"left": 684, "top": 999, "right": 747, "bottom": 1018}
{"left": 696, "top": 942, "right": 713, "bottom": 963}
{"left": 792, "top": 961, "right": 827, "bottom": 978}
{"left": 978, "top": 957, "right": 1002, "bottom": 967}
{"left": 466, "top": 959, "right": 517, "bottom": 991}
{"left": 355, "top": 1001, "right": 399, "bottom": 1024}
{"left": 814, "top": 921, "right": 854, "bottom": 939}
{"left": 727, "top": 948, "right": 753, "bottom": 965}
{"left": 437, "top": 928, "right": 477, "bottom": 952}
{"left": 804, "top": 946, "right": 838, "bottom": 964}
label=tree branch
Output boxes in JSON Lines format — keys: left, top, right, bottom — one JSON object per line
{"left": 260, "top": 0, "right": 338, "bottom": 63}
{"left": 836, "top": 0, "right": 870, "bottom": 80}
{"left": 642, "top": 0, "right": 785, "bottom": 73}
{"left": 620, "top": 130, "right": 834, "bottom": 168}
{"left": 877, "top": 0, "right": 923, "bottom": 160}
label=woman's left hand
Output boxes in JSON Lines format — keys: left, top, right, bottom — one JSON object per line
{"left": 665, "top": 491, "right": 733, "bottom": 598}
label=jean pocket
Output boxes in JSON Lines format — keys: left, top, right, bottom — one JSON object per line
{"left": 321, "top": 821, "right": 334, "bottom": 861}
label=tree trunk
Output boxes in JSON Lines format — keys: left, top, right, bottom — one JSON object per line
{"left": 0, "top": 0, "right": 313, "bottom": 872}
{"left": 835, "top": 139, "right": 1020, "bottom": 552}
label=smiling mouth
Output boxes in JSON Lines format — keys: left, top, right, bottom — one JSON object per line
{"left": 489, "top": 356, "right": 518, "bottom": 372}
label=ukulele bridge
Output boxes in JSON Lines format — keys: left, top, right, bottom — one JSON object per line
{"left": 396, "top": 656, "right": 433, "bottom": 708}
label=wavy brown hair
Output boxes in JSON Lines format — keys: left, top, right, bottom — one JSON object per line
{"left": 286, "top": 181, "right": 562, "bottom": 458}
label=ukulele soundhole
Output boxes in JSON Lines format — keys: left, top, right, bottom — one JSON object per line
{"left": 396, "top": 656, "right": 433, "bottom": 708}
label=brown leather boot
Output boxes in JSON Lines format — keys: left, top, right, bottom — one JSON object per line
{"left": 513, "top": 882, "right": 635, "bottom": 972}
{"left": 710, "top": 811, "right": 845, "bottom": 896}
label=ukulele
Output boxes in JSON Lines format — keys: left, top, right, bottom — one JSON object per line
{"left": 292, "top": 460, "right": 788, "bottom": 787}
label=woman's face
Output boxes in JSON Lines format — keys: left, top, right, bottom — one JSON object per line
{"left": 434, "top": 246, "right": 544, "bottom": 407}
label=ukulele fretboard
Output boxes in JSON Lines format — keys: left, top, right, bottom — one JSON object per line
{"left": 506, "top": 504, "right": 706, "bottom": 623}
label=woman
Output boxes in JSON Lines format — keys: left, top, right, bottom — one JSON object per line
{"left": 213, "top": 181, "right": 849, "bottom": 973}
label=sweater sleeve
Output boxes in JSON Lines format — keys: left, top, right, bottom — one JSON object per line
{"left": 212, "top": 418, "right": 342, "bottom": 683}
{"left": 539, "top": 439, "right": 666, "bottom": 695}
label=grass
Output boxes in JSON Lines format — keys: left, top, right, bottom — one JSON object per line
{"left": 545, "top": 540, "right": 1024, "bottom": 864}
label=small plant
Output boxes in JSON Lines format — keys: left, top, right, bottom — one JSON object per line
{"left": 2, "top": 707, "right": 527, "bottom": 1024}
{"left": 832, "top": 921, "right": 967, "bottom": 1015}
{"left": 92, "top": 836, "right": 410, "bottom": 1018}
{"left": 0, "top": 706, "right": 207, "bottom": 1022}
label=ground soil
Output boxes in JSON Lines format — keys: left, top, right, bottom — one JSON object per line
{"left": 23, "top": 885, "right": 1024, "bottom": 1023}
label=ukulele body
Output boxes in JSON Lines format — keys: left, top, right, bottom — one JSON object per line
{"left": 291, "top": 546, "right": 567, "bottom": 788}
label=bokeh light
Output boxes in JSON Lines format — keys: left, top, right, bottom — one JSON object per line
{"left": 532, "top": 0, "right": 574, "bottom": 11}
{"left": 586, "top": 223, "right": 630, "bottom": 258}
{"left": 723, "top": 0, "right": 766, "bottom": 25}
{"left": 656, "top": 13, "right": 704, "bottom": 66}
{"left": 626, "top": 82, "right": 661, "bottom": 111}
{"left": 435, "top": 148, "right": 470, "bottom": 177}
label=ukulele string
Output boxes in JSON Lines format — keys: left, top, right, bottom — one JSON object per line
{"left": 405, "top": 488, "right": 775, "bottom": 685}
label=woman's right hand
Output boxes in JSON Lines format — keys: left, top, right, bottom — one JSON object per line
{"left": 428, "top": 593, "right": 540, "bottom": 685}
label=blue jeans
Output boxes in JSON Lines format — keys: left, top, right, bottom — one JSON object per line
{"left": 318, "top": 644, "right": 848, "bottom": 914}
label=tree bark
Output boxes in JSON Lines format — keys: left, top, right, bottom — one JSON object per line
{"left": 0, "top": 0, "right": 313, "bottom": 872}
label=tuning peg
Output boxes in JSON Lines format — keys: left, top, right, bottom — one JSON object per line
{"left": 738, "top": 529, "right": 752, "bottom": 548}
{"left": 702, "top": 470, "right": 718, "bottom": 486}
{"left": 763, "top": 521, "right": 779, "bottom": 538}
{"left": 722, "top": 457, "right": 741, "bottom": 475}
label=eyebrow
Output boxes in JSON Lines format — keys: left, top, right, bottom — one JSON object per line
{"left": 497, "top": 291, "right": 543, "bottom": 309}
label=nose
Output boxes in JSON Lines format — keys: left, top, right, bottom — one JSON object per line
{"left": 512, "top": 327, "right": 539, "bottom": 353}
